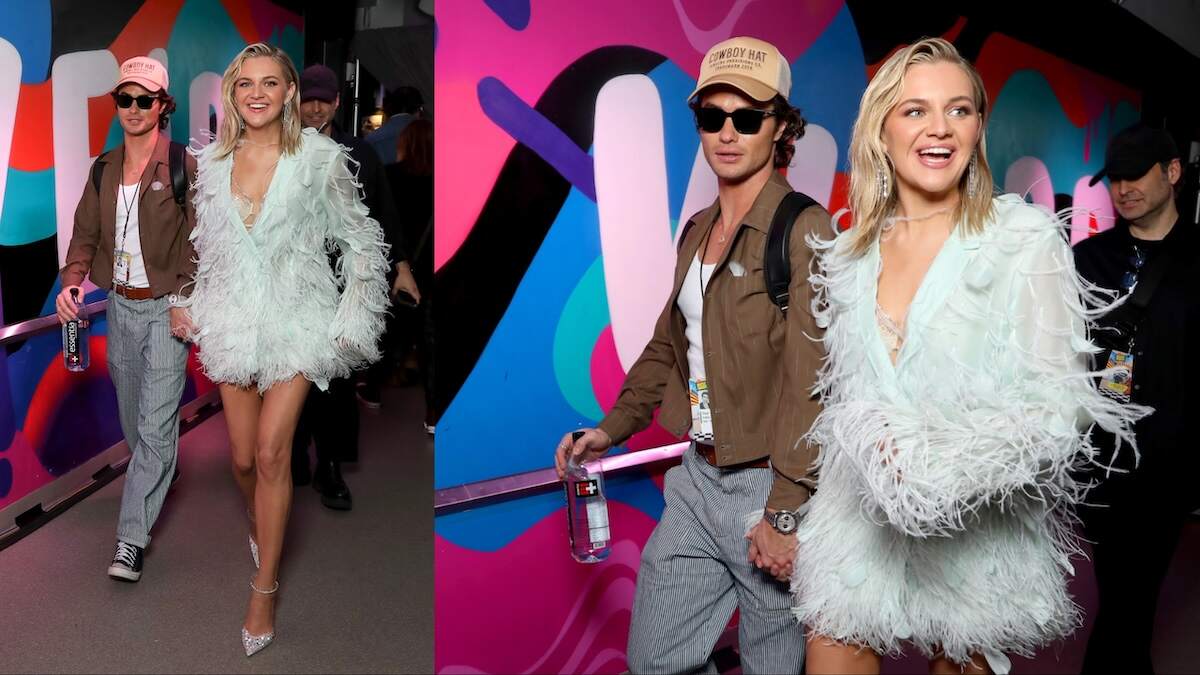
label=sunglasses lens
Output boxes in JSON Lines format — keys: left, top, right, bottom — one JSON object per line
{"left": 696, "top": 108, "right": 725, "bottom": 133}
{"left": 731, "top": 109, "right": 766, "bottom": 134}
{"left": 115, "top": 93, "right": 133, "bottom": 108}
{"left": 135, "top": 96, "right": 156, "bottom": 109}
{"left": 1121, "top": 271, "right": 1138, "bottom": 291}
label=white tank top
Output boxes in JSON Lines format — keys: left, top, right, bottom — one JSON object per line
{"left": 676, "top": 255, "right": 716, "bottom": 437}
{"left": 114, "top": 183, "right": 150, "bottom": 288}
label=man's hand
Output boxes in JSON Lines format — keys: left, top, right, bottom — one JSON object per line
{"left": 747, "top": 514, "right": 797, "bottom": 583}
{"left": 168, "top": 306, "right": 195, "bottom": 342}
{"left": 554, "top": 428, "right": 613, "bottom": 479}
{"left": 392, "top": 262, "right": 420, "bottom": 304}
{"left": 55, "top": 285, "right": 83, "bottom": 324}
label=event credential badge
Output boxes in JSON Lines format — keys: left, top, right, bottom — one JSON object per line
{"left": 689, "top": 378, "right": 713, "bottom": 440}
{"left": 1099, "top": 350, "right": 1134, "bottom": 402}
{"left": 112, "top": 249, "right": 132, "bottom": 285}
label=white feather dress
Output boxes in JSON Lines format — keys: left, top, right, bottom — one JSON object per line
{"left": 791, "top": 194, "right": 1149, "bottom": 673}
{"left": 184, "top": 128, "right": 390, "bottom": 392}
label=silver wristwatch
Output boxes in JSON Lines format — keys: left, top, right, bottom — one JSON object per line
{"left": 767, "top": 509, "right": 800, "bottom": 535}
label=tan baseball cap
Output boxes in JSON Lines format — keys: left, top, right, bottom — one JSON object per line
{"left": 689, "top": 36, "right": 791, "bottom": 103}
{"left": 114, "top": 56, "right": 169, "bottom": 94}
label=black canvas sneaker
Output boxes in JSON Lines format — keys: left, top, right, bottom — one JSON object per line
{"left": 107, "top": 541, "right": 143, "bottom": 582}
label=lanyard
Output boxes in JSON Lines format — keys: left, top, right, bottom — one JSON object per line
{"left": 117, "top": 182, "right": 140, "bottom": 285}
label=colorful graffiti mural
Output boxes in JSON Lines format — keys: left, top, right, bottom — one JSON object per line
{"left": 435, "top": 1, "right": 1141, "bottom": 672}
{"left": 0, "top": 0, "right": 302, "bottom": 511}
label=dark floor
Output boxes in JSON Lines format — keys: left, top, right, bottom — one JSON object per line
{"left": 0, "top": 383, "right": 432, "bottom": 674}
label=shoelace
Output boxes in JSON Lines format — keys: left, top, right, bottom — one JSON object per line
{"left": 113, "top": 542, "right": 138, "bottom": 568}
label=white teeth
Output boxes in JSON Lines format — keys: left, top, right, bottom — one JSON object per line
{"left": 919, "top": 148, "right": 952, "bottom": 157}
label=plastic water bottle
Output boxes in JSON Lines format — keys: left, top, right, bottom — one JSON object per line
{"left": 564, "top": 431, "right": 611, "bottom": 563}
{"left": 62, "top": 288, "right": 89, "bottom": 372}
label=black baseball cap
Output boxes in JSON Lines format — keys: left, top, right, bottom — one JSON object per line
{"left": 1089, "top": 123, "right": 1180, "bottom": 187}
{"left": 299, "top": 64, "right": 339, "bottom": 103}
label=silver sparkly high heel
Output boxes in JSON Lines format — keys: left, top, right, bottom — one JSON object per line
{"left": 241, "top": 577, "right": 278, "bottom": 657}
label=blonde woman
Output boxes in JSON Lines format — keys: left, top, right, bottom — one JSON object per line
{"left": 179, "top": 43, "right": 389, "bottom": 655}
{"left": 792, "top": 39, "right": 1147, "bottom": 674}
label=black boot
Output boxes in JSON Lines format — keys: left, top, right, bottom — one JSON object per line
{"left": 312, "top": 460, "right": 352, "bottom": 510}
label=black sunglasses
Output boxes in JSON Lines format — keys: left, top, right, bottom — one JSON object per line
{"left": 1120, "top": 244, "right": 1146, "bottom": 292}
{"left": 694, "top": 107, "right": 777, "bottom": 135}
{"left": 112, "top": 92, "right": 159, "bottom": 110}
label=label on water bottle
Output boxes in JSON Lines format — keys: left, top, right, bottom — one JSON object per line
{"left": 586, "top": 499, "right": 609, "bottom": 545}
{"left": 65, "top": 321, "right": 78, "bottom": 356}
{"left": 574, "top": 479, "right": 600, "bottom": 498}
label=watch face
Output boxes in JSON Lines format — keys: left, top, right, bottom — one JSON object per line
{"left": 774, "top": 511, "right": 797, "bottom": 533}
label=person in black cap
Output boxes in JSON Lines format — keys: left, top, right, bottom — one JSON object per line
{"left": 290, "top": 63, "right": 420, "bottom": 509}
{"left": 1074, "top": 123, "right": 1198, "bottom": 674}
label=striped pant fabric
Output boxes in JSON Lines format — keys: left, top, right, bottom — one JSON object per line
{"left": 626, "top": 444, "right": 805, "bottom": 674}
{"left": 108, "top": 292, "right": 190, "bottom": 549}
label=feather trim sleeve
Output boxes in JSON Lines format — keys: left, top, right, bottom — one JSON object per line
{"left": 320, "top": 142, "right": 392, "bottom": 368}
{"left": 807, "top": 199, "right": 1152, "bottom": 537}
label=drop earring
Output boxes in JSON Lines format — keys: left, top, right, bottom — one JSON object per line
{"left": 878, "top": 167, "right": 890, "bottom": 201}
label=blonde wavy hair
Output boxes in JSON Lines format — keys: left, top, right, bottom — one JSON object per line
{"left": 845, "top": 37, "right": 995, "bottom": 257}
{"left": 213, "top": 42, "right": 303, "bottom": 159}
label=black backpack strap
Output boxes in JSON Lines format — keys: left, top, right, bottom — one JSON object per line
{"left": 168, "top": 141, "right": 187, "bottom": 206}
{"left": 90, "top": 152, "right": 109, "bottom": 195}
{"left": 763, "top": 191, "right": 817, "bottom": 315}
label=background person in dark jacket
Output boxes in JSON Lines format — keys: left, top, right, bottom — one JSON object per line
{"left": 292, "top": 64, "right": 420, "bottom": 509}
{"left": 1074, "top": 123, "right": 1198, "bottom": 675}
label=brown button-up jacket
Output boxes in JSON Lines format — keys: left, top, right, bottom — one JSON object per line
{"left": 61, "top": 133, "right": 198, "bottom": 298}
{"left": 597, "top": 171, "right": 827, "bottom": 510}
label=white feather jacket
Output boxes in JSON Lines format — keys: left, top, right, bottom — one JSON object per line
{"left": 183, "top": 128, "right": 390, "bottom": 392}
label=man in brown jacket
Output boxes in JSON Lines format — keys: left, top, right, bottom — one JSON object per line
{"left": 554, "top": 37, "right": 826, "bottom": 673}
{"left": 55, "top": 56, "right": 197, "bottom": 583}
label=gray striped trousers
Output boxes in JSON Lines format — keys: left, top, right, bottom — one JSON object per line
{"left": 626, "top": 445, "right": 805, "bottom": 674}
{"left": 108, "top": 292, "right": 189, "bottom": 548}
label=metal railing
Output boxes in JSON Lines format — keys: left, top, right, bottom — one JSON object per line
{"left": 0, "top": 299, "right": 108, "bottom": 346}
{"left": 434, "top": 441, "right": 690, "bottom": 514}
{"left": 0, "top": 300, "right": 223, "bottom": 551}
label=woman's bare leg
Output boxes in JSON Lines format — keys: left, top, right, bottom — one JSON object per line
{"left": 929, "top": 651, "right": 990, "bottom": 674}
{"left": 806, "top": 633, "right": 882, "bottom": 675}
{"left": 220, "top": 384, "right": 262, "bottom": 541}
{"left": 243, "top": 375, "right": 310, "bottom": 636}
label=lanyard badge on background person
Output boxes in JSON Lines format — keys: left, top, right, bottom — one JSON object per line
{"left": 1099, "top": 244, "right": 1146, "bottom": 402}
{"left": 113, "top": 183, "right": 140, "bottom": 287}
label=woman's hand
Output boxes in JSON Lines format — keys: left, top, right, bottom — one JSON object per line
{"left": 169, "top": 307, "right": 195, "bottom": 342}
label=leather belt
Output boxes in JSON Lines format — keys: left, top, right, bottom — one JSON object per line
{"left": 113, "top": 285, "right": 154, "bottom": 301}
{"left": 695, "top": 442, "right": 770, "bottom": 470}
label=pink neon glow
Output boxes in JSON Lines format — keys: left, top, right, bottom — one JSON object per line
{"left": 435, "top": 503, "right": 660, "bottom": 673}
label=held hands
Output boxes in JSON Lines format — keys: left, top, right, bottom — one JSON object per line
{"left": 168, "top": 307, "right": 196, "bottom": 342}
{"left": 554, "top": 428, "right": 613, "bottom": 480}
{"left": 55, "top": 285, "right": 83, "bottom": 324}
{"left": 747, "top": 514, "right": 797, "bottom": 583}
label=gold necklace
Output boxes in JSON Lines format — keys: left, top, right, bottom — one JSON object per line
{"left": 237, "top": 137, "right": 281, "bottom": 148}
{"left": 716, "top": 220, "right": 734, "bottom": 243}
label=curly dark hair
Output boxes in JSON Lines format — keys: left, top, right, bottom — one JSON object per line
{"left": 156, "top": 92, "right": 176, "bottom": 130}
{"left": 689, "top": 94, "right": 807, "bottom": 168}
{"left": 770, "top": 95, "right": 806, "bottom": 169}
